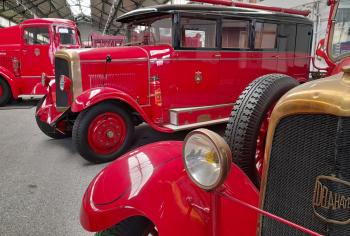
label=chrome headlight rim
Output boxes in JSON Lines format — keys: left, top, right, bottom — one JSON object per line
{"left": 182, "top": 128, "right": 232, "bottom": 191}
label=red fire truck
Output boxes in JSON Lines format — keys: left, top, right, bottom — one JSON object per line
{"left": 36, "top": 3, "right": 313, "bottom": 164}
{"left": 80, "top": 0, "right": 350, "bottom": 235}
{"left": 0, "top": 18, "right": 81, "bottom": 106}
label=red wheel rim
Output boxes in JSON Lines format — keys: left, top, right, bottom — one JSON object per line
{"left": 0, "top": 84, "right": 3, "bottom": 97}
{"left": 255, "top": 106, "right": 274, "bottom": 179}
{"left": 88, "top": 112, "right": 127, "bottom": 155}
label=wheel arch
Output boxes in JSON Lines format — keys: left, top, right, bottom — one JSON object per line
{"left": 71, "top": 87, "right": 172, "bottom": 132}
{"left": 0, "top": 66, "right": 19, "bottom": 99}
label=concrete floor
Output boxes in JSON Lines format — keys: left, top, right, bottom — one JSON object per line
{"left": 0, "top": 101, "right": 225, "bottom": 236}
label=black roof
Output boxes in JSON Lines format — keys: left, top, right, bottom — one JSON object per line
{"left": 116, "top": 4, "right": 312, "bottom": 24}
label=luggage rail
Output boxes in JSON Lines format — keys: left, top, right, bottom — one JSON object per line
{"left": 192, "top": 0, "right": 311, "bottom": 16}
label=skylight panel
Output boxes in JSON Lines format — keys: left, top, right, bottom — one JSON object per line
{"left": 67, "top": 0, "right": 91, "bottom": 17}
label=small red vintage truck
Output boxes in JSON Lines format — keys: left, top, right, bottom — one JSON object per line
{"left": 36, "top": 3, "right": 313, "bottom": 163}
{"left": 80, "top": 0, "right": 350, "bottom": 235}
{"left": 0, "top": 18, "right": 81, "bottom": 106}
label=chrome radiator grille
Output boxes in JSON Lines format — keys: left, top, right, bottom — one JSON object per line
{"left": 55, "top": 57, "right": 70, "bottom": 108}
{"left": 261, "top": 115, "right": 350, "bottom": 235}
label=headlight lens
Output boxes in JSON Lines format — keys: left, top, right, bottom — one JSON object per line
{"left": 59, "top": 75, "right": 65, "bottom": 91}
{"left": 183, "top": 128, "right": 231, "bottom": 191}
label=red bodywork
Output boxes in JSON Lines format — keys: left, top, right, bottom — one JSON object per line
{"left": 80, "top": 141, "right": 259, "bottom": 236}
{"left": 79, "top": 1, "right": 350, "bottom": 235}
{"left": 0, "top": 18, "right": 80, "bottom": 100}
{"left": 38, "top": 43, "right": 310, "bottom": 132}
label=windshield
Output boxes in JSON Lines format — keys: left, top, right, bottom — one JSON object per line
{"left": 57, "top": 27, "right": 77, "bottom": 45}
{"left": 123, "top": 16, "right": 172, "bottom": 46}
{"left": 330, "top": 0, "right": 350, "bottom": 60}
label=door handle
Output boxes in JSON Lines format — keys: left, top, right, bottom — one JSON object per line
{"left": 214, "top": 53, "right": 221, "bottom": 58}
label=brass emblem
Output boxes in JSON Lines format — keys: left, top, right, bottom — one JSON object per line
{"left": 34, "top": 48, "right": 40, "bottom": 56}
{"left": 313, "top": 175, "right": 350, "bottom": 225}
{"left": 194, "top": 71, "right": 202, "bottom": 84}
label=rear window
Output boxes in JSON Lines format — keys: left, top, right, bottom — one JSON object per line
{"left": 180, "top": 17, "right": 217, "bottom": 49}
{"left": 254, "top": 22, "right": 277, "bottom": 49}
{"left": 222, "top": 19, "right": 249, "bottom": 49}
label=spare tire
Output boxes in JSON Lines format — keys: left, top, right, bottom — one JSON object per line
{"left": 224, "top": 74, "right": 299, "bottom": 187}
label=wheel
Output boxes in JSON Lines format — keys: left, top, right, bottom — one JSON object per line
{"left": 95, "top": 217, "right": 158, "bottom": 236}
{"left": 0, "top": 78, "right": 11, "bottom": 106}
{"left": 224, "top": 74, "right": 299, "bottom": 187}
{"left": 73, "top": 102, "right": 134, "bottom": 163}
{"left": 35, "top": 97, "right": 71, "bottom": 139}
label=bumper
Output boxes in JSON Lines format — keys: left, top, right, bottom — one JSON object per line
{"left": 80, "top": 141, "right": 259, "bottom": 235}
{"left": 36, "top": 83, "right": 66, "bottom": 126}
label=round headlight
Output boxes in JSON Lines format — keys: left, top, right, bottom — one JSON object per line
{"left": 183, "top": 128, "right": 232, "bottom": 191}
{"left": 59, "top": 75, "right": 65, "bottom": 91}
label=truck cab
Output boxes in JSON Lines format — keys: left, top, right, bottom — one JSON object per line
{"left": 0, "top": 18, "right": 80, "bottom": 106}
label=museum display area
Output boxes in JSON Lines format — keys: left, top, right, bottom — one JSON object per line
{"left": 0, "top": 0, "right": 350, "bottom": 235}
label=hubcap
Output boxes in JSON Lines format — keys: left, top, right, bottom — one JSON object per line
{"left": 88, "top": 112, "right": 127, "bottom": 155}
{"left": 255, "top": 107, "right": 274, "bottom": 179}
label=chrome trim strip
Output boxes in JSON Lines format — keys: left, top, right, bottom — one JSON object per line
{"left": 21, "top": 76, "right": 42, "bottom": 78}
{"left": 169, "top": 103, "right": 234, "bottom": 113}
{"left": 80, "top": 58, "right": 148, "bottom": 63}
{"left": 150, "top": 57, "right": 310, "bottom": 62}
{"left": 163, "top": 118, "right": 229, "bottom": 131}
{"left": 18, "top": 95, "right": 44, "bottom": 99}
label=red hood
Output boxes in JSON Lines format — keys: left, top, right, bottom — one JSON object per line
{"left": 73, "top": 44, "right": 173, "bottom": 61}
{"left": 89, "top": 141, "right": 183, "bottom": 205}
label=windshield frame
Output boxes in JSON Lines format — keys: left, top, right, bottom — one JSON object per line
{"left": 328, "top": 0, "right": 350, "bottom": 62}
{"left": 122, "top": 13, "right": 174, "bottom": 47}
{"left": 56, "top": 26, "right": 79, "bottom": 46}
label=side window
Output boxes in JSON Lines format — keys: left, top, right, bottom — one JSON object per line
{"left": 222, "top": 19, "right": 249, "bottom": 49}
{"left": 295, "top": 24, "right": 312, "bottom": 54}
{"left": 254, "top": 22, "right": 277, "bottom": 49}
{"left": 24, "top": 27, "right": 50, "bottom": 45}
{"left": 277, "top": 24, "right": 296, "bottom": 52}
{"left": 180, "top": 17, "right": 216, "bottom": 49}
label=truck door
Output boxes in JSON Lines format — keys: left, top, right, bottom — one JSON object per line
{"left": 20, "top": 26, "right": 53, "bottom": 94}
{"left": 172, "top": 16, "right": 219, "bottom": 108}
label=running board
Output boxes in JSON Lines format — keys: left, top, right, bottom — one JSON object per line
{"left": 163, "top": 118, "right": 229, "bottom": 131}
{"left": 19, "top": 95, "right": 44, "bottom": 100}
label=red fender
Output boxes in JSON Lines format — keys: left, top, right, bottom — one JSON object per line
{"left": 0, "top": 66, "right": 19, "bottom": 99}
{"left": 80, "top": 141, "right": 259, "bottom": 235}
{"left": 71, "top": 87, "right": 172, "bottom": 133}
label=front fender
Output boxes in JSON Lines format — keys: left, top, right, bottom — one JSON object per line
{"left": 71, "top": 87, "right": 172, "bottom": 132}
{"left": 0, "top": 66, "right": 19, "bottom": 99}
{"left": 81, "top": 141, "right": 259, "bottom": 235}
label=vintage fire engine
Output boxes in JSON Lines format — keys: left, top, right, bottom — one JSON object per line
{"left": 0, "top": 18, "right": 80, "bottom": 106}
{"left": 80, "top": 0, "right": 350, "bottom": 235}
{"left": 36, "top": 3, "right": 313, "bottom": 163}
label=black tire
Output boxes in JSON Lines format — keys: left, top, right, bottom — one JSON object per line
{"left": 224, "top": 74, "right": 299, "bottom": 187}
{"left": 72, "top": 102, "right": 134, "bottom": 163}
{"left": 95, "top": 217, "right": 157, "bottom": 236}
{"left": 0, "top": 78, "right": 11, "bottom": 106}
{"left": 35, "top": 97, "right": 70, "bottom": 139}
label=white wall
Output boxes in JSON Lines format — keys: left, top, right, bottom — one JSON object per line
{"left": 76, "top": 21, "right": 100, "bottom": 43}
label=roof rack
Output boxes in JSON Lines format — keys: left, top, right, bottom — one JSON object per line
{"left": 191, "top": 0, "right": 310, "bottom": 17}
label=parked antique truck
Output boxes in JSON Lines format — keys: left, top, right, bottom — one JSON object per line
{"left": 80, "top": 0, "right": 350, "bottom": 235}
{"left": 36, "top": 3, "right": 313, "bottom": 163}
{"left": 0, "top": 18, "right": 81, "bottom": 106}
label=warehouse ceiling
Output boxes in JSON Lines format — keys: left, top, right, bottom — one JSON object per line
{"left": 0, "top": 0, "right": 170, "bottom": 34}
